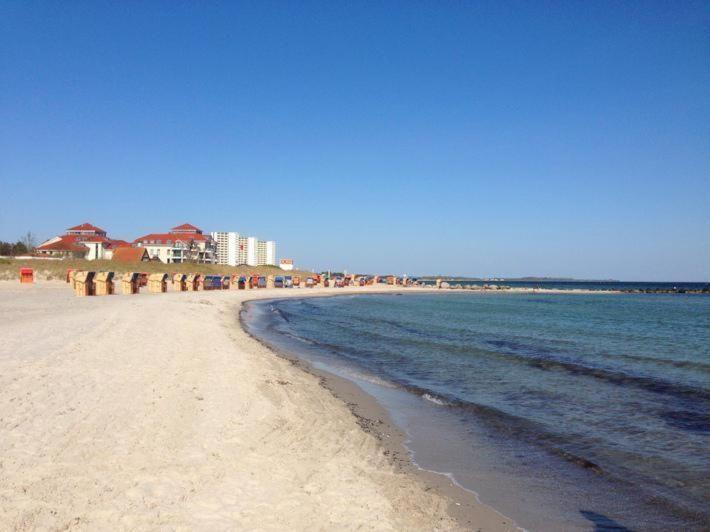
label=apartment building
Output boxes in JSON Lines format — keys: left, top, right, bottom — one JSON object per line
{"left": 134, "top": 223, "right": 216, "bottom": 264}
{"left": 238, "top": 236, "right": 249, "bottom": 265}
{"left": 256, "top": 240, "right": 266, "bottom": 266}
{"left": 210, "top": 231, "right": 276, "bottom": 267}
{"left": 212, "top": 231, "right": 239, "bottom": 266}
{"left": 265, "top": 240, "right": 276, "bottom": 266}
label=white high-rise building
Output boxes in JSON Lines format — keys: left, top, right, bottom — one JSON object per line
{"left": 256, "top": 240, "right": 266, "bottom": 265}
{"left": 254, "top": 240, "right": 277, "bottom": 266}
{"left": 265, "top": 241, "right": 276, "bottom": 266}
{"left": 212, "top": 231, "right": 276, "bottom": 266}
{"left": 246, "top": 236, "right": 258, "bottom": 266}
{"left": 210, "top": 231, "right": 240, "bottom": 266}
{"left": 238, "top": 236, "right": 249, "bottom": 265}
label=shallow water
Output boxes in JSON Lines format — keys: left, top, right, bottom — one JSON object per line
{"left": 243, "top": 292, "right": 710, "bottom": 530}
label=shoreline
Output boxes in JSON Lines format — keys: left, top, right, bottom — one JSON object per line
{"left": 238, "top": 296, "right": 520, "bottom": 531}
{"left": 237, "top": 290, "right": 710, "bottom": 531}
{"left": 0, "top": 281, "right": 517, "bottom": 530}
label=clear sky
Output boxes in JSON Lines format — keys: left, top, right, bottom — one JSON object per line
{"left": 1, "top": 1, "right": 708, "bottom": 280}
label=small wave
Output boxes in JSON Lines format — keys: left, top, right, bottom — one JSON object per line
{"left": 523, "top": 357, "right": 710, "bottom": 403}
{"left": 395, "top": 381, "right": 610, "bottom": 474}
{"left": 483, "top": 339, "right": 710, "bottom": 403}
{"left": 607, "top": 352, "right": 710, "bottom": 372}
{"left": 269, "top": 305, "right": 292, "bottom": 323}
{"left": 422, "top": 393, "right": 450, "bottom": 406}
{"left": 344, "top": 370, "right": 399, "bottom": 389}
{"left": 277, "top": 330, "right": 318, "bottom": 346}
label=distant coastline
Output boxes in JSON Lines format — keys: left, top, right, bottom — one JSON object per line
{"left": 416, "top": 278, "right": 709, "bottom": 294}
{"left": 418, "top": 276, "right": 620, "bottom": 282}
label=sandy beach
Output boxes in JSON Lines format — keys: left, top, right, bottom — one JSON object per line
{"left": 0, "top": 281, "right": 517, "bottom": 531}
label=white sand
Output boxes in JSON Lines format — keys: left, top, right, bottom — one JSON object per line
{"left": 0, "top": 281, "right": 515, "bottom": 531}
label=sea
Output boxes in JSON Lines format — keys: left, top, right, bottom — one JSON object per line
{"left": 418, "top": 279, "right": 709, "bottom": 292}
{"left": 242, "top": 288, "right": 709, "bottom": 531}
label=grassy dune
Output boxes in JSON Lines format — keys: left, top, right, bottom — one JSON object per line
{"left": 0, "top": 258, "right": 314, "bottom": 281}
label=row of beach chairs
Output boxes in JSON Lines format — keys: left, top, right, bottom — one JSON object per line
{"left": 17, "top": 268, "right": 409, "bottom": 293}
{"left": 66, "top": 270, "right": 312, "bottom": 297}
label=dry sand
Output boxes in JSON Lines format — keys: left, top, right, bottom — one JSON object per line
{"left": 0, "top": 281, "right": 517, "bottom": 531}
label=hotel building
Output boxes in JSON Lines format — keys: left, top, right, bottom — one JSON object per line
{"left": 36, "top": 222, "right": 130, "bottom": 260}
{"left": 133, "top": 223, "right": 216, "bottom": 264}
{"left": 210, "top": 231, "right": 276, "bottom": 267}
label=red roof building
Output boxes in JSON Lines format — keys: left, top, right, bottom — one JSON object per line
{"left": 36, "top": 223, "right": 125, "bottom": 260}
{"left": 35, "top": 235, "right": 88, "bottom": 254}
{"left": 133, "top": 224, "right": 215, "bottom": 264}
{"left": 132, "top": 232, "right": 209, "bottom": 245}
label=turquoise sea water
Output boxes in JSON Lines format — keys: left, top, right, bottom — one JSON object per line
{"left": 244, "top": 292, "right": 709, "bottom": 530}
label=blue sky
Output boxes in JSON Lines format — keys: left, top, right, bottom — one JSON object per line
{"left": 1, "top": 1, "right": 708, "bottom": 280}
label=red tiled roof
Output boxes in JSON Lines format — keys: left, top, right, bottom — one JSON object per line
{"left": 66, "top": 222, "right": 106, "bottom": 233}
{"left": 108, "top": 239, "right": 131, "bottom": 248}
{"left": 112, "top": 247, "right": 149, "bottom": 263}
{"left": 171, "top": 223, "right": 201, "bottom": 232}
{"left": 37, "top": 233, "right": 123, "bottom": 251}
{"left": 132, "top": 233, "right": 208, "bottom": 244}
{"left": 36, "top": 235, "right": 88, "bottom": 253}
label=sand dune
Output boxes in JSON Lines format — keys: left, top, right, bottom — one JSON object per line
{"left": 0, "top": 281, "right": 513, "bottom": 530}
